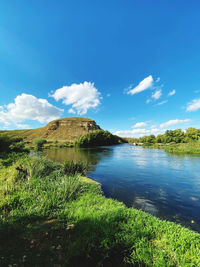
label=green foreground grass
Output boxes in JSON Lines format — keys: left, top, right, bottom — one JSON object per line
{"left": 0, "top": 156, "right": 200, "bottom": 266}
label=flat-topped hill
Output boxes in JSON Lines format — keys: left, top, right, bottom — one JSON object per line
{"left": 1, "top": 117, "right": 101, "bottom": 142}
{"left": 42, "top": 117, "right": 101, "bottom": 141}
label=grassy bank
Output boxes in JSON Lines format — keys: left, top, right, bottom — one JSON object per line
{"left": 164, "top": 142, "right": 200, "bottom": 154}
{"left": 127, "top": 127, "right": 200, "bottom": 154}
{"left": 0, "top": 155, "right": 200, "bottom": 266}
{"left": 142, "top": 142, "right": 200, "bottom": 155}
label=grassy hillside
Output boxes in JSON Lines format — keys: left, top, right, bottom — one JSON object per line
{"left": 0, "top": 117, "right": 101, "bottom": 143}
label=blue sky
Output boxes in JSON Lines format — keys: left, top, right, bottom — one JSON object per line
{"left": 1, "top": 0, "right": 200, "bottom": 137}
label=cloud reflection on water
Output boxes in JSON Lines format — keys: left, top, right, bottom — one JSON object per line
{"left": 132, "top": 197, "right": 158, "bottom": 216}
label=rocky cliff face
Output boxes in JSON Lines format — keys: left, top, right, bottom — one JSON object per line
{"left": 40, "top": 117, "right": 101, "bottom": 141}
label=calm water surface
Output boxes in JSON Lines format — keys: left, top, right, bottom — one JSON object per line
{"left": 44, "top": 144, "right": 200, "bottom": 232}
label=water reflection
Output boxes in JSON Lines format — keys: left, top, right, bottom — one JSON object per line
{"left": 133, "top": 197, "right": 158, "bottom": 216}
{"left": 44, "top": 144, "right": 200, "bottom": 232}
{"left": 43, "top": 147, "right": 113, "bottom": 172}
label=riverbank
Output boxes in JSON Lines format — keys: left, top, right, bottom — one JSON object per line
{"left": 142, "top": 142, "right": 200, "bottom": 155}
{"left": 164, "top": 142, "right": 200, "bottom": 154}
{"left": 0, "top": 154, "right": 200, "bottom": 266}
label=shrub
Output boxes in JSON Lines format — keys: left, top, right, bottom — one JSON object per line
{"left": 0, "top": 152, "right": 28, "bottom": 167}
{"left": 63, "top": 160, "right": 88, "bottom": 176}
{"left": 0, "top": 134, "right": 28, "bottom": 154}
{"left": 33, "top": 138, "right": 46, "bottom": 151}
{"left": 74, "top": 130, "right": 126, "bottom": 147}
{"left": 26, "top": 156, "right": 63, "bottom": 180}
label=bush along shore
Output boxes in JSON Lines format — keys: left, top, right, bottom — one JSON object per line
{"left": 1, "top": 152, "right": 200, "bottom": 266}
{"left": 74, "top": 130, "right": 127, "bottom": 147}
{"left": 128, "top": 127, "right": 200, "bottom": 154}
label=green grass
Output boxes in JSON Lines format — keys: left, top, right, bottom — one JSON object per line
{"left": 142, "top": 141, "right": 200, "bottom": 155}
{"left": 0, "top": 155, "right": 200, "bottom": 266}
{"left": 63, "top": 160, "right": 88, "bottom": 176}
{"left": 164, "top": 142, "right": 200, "bottom": 154}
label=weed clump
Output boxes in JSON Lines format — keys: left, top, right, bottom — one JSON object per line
{"left": 34, "top": 138, "right": 46, "bottom": 151}
{"left": 63, "top": 160, "right": 88, "bottom": 176}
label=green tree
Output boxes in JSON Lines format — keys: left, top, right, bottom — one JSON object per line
{"left": 171, "top": 129, "right": 185, "bottom": 143}
{"left": 185, "top": 128, "right": 200, "bottom": 141}
{"left": 156, "top": 134, "right": 164, "bottom": 143}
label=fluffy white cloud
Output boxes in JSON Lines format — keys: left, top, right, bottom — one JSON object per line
{"left": 186, "top": 98, "right": 200, "bottom": 112}
{"left": 132, "top": 122, "right": 147, "bottom": 128}
{"left": 160, "top": 119, "right": 192, "bottom": 128}
{"left": 0, "top": 93, "right": 63, "bottom": 127}
{"left": 51, "top": 81, "right": 101, "bottom": 115}
{"left": 168, "top": 89, "right": 176, "bottom": 96}
{"left": 152, "top": 89, "right": 162, "bottom": 100}
{"left": 127, "top": 75, "right": 153, "bottom": 95}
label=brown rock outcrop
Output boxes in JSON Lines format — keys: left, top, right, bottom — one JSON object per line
{"left": 42, "top": 117, "right": 101, "bottom": 141}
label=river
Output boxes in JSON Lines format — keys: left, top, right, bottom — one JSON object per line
{"left": 43, "top": 144, "right": 200, "bottom": 232}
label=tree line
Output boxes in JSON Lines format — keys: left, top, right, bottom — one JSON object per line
{"left": 128, "top": 128, "right": 200, "bottom": 145}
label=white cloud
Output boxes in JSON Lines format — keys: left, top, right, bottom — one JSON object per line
{"left": 106, "top": 93, "right": 111, "bottom": 97}
{"left": 151, "top": 128, "right": 163, "bottom": 134}
{"left": 152, "top": 89, "right": 162, "bottom": 100}
{"left": 132, "top": 122, "right": 147, "bottom": 128}
{"left": 127, "top": 75, "right": 153, "bottom": 95}
{"left": 156, "top": 100, "right": 168, "bottom": 106}
{"left": 114, "top": 117, "right": 193, "bottom": 138}
{"left": 147, "top": 88, "right": 162, "bottom": 103}
{"left": 0, "top": 93, "right": 63, "bottom": 127}
{"left": 51, "top": 81, "right": 101, "bottom": 115}
{"left": 146, "top": 99, "right": 151, "bottom": 104}
{"left": 114, "top": 128, "right": 150, "bottom": 137}
{"left": 186, "top": 98, "right": 200, "bottom": 112}
{"left": 68, "top": 108, "right": 76, "bottom": 114}
{"left": 156, "top": 77, "right": 160, "bottom": 82}
{"left": 160, "top": 119, "right": 192, "bottom": 128}
{"left": 16, "top": 124, "right": 30, "bottom": 129}
{"left": 114, "top": 127, "right": 166, "bottom": 137}
{"left": 168, "top": 90, "right": 176, "bottom": 96}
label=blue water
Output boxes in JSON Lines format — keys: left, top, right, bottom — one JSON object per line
{"left": 44, "top": 144, "right": 200, "bottom": 232}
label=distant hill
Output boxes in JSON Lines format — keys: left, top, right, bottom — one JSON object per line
{"left": 0, "top": 117, "right": 101, "bottom": 142}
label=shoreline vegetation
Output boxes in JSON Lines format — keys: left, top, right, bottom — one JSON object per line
{"left": 2, "top": 116, "right": 200, "bottom": 155}
{"left": 126, "top": 127, "right": 200, "bottom": 154}
{"left": 0, "top": 130, "right": 200, "bottom": 266}
{"left": 0, "top": 129, "right": 127, "bottom": 151}
{"left": 1, "top": 153, "right": 200, "bottom": 266}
